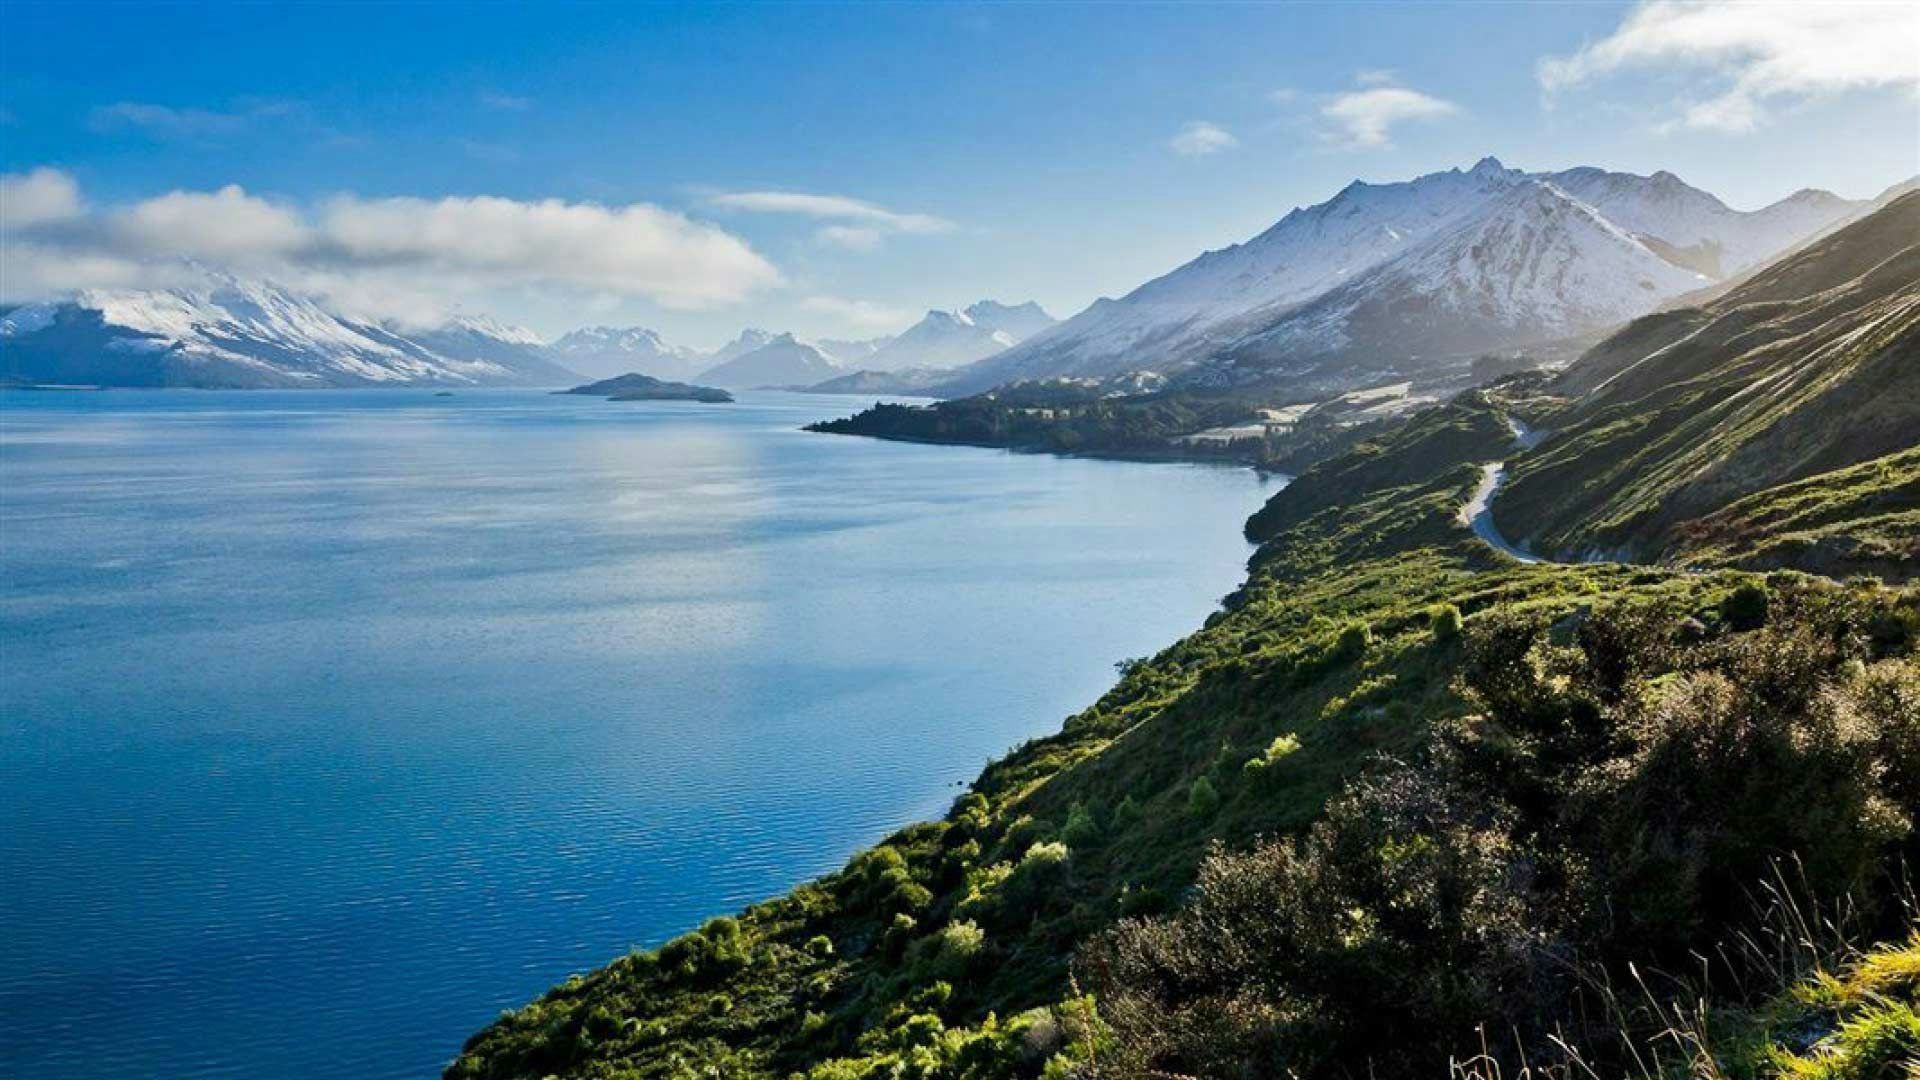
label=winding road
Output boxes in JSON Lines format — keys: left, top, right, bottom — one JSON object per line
{"left": 1457, "top": 417, "right": 1549, "bottom": 564}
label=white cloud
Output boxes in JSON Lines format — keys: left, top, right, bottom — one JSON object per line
{"left": 1354, "top": 69, "right": 1398, "bottom": 88}
{"left": 319, "top": 194, "right": 781, "bottom": 309}
{"left": 112, "top": 185, "right": 310, "bottom": 261}
{"left": 1168, "top": 120, "right": 1239, "bottom": 156}
{"left": 0, "top": 167, "right": 84, "bottom": 228}
{"left": 1538, "top": 1, "right": 1920, "bottom": 133}
{"left": 708, "top": 190, "right": 954, "bottom": 249}
{"left": 0, "top": 168, "right": 782, "bottom": 314}
{"left": 1320, "top": 83, "right": 1459, "bottom": 148}
{"left": 800, "top": 295, "right": 914, "bottom": 332}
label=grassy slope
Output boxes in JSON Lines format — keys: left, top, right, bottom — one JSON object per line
{"left": 1674, "top": 447, "right": 1920, "bottom": 581}
{"left": 450, "top": 200, "right": 1920, "bottom": 1080}
{"left": 1494, "top": 194, "right": 1920, "bottom": 566}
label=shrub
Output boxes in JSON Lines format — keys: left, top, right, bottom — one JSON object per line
{"left": 1429, "top": 603, "right": 1464, "bottom": 640}
{"left": 1089, "top": 588, "right": 1920, "bottom": 1079}
{"left": 1334, "top": 620, "right": 1374, "bottom": 661}
{"left": 1060, "top": 801, "right": 1102, "bottom": 848}
{"left": 1244, "top": 733, "right": 1302, "bottom": 774}
{"left": 1187, "top": 776, "right": 1221, "bottom": 819}
{"left": 908, "top": 921, "right": 986, "bottom": 982}
{"left": 1000, "top": 841, "right": 1072, "bottom": 918}
{"left": 1721, "top": 580, "right": 1771, "bottom": 630}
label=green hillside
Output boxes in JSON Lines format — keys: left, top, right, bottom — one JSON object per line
{"left": 449, "top": 199, "right": 1920, "bottom": 1080}
{"left": 1494, "top": 193, "right": 1920, "bottom": 570}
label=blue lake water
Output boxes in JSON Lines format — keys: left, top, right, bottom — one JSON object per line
{"left": 0, "top": 388, "right": 1274, "bottom": 1079}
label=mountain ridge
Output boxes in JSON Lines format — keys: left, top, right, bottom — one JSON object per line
{"left": 945, "top": 159, "right": 1863, "bottom": 396}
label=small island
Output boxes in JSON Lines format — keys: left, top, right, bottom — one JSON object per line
{"left": 558, "top": 372, "right": 734, "bottom": 403}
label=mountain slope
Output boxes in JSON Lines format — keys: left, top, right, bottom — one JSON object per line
{"left": 0, "top": 276, "right": 576, "bottom": 388}
{"left": 695, "top": 332, "right": 843, "bottom": 388}
{"left": 706, "top": 328, "right": 779, "bottom": 367}
{"left": 951, "top": 158, "right": 1525, "bottom": 393}
{"left": 1189, "top": 179, "right": 1714, "bottom": 388}
{"left": 948, "top": 160, "right": 1859, "bottom": 397}
{"left": 1494, "top": 191, "right": 1920, "bottom": 566}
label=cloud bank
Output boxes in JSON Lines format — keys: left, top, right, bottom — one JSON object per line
{"left": 0, "top": 169, "right": 782, "bottom": 318}
{"left": 1538, "top": 1, "right": 1920, "bottom": 133}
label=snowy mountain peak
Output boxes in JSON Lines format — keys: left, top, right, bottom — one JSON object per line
{"left": 949, "top": 157, "right": 1861, "bottom": 397}
{"left": 436, "top": 313, "right": 545, "bottom": 346}
{"left": 850, "top": 300, "right": 1058, "bottom": 372}
{"left": 545, "top": 324, "right": 705, "bottom": 380}
{"left": 695, "top": 330, "right": 841, "bottom": 388}
{"left": 3, "top": 277, "right": 576, "bottom": 388}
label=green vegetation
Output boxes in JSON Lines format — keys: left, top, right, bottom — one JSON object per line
{"left": 1495, "top": 193, "right": 1920, "bottom": 567}
{"left": 806, "top": 380, "right": 1379, "bottom": 470}
{"left": 451, "top": 196, "right": 1920, "bottom": 1079}
{"left": 1735, "top": 936, "right": 1920, "bottom": 1079}
{"left": 1674, "top": 447, "right": 1920, "bottom": 582}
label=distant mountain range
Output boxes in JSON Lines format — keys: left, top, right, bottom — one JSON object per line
{"left": 942, "top": 158, "right": 1881, "bottom": 396}
{"left": 0, "top": 274, "right": 577, "bottom": 388}
{"left": 544, "top": 326, "right": 709, "bottom": 382}
{"left": 0, "top": 283, "right": 1054, "bottom": 391}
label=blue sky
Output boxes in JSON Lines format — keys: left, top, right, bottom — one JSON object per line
{"left": 3, "top": 1, "right": 1916, "bottom": 346}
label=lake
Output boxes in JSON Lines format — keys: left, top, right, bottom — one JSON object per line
{"left": 0, "top": 388, "right": 1275, "bottom": 1078}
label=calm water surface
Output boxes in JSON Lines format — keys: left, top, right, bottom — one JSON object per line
{"left": 0, "top": 389, "right": 1274, "bottom": 1078}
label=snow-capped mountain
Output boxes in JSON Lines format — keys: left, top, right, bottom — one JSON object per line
{"left": 545, "top": 325, "right": 708, "bottom": 381}
{"left": 859, "top": 300, "right": 1058, "bottom": 372}
{"left": 963, "top": 300, "right": 1057, "bottom": 342}
{"left": 705, "top": 328, "right": 779, "bottom": 367}
{"left": 1194, "top": 179, "right": 1715, "bottom": 387}
{"left": 0, "top": 273, "right": 578, "bottom": 388}
{"left": 946, "top": 158, "right": 1862, "bottom": 395}
{"left": 695, "top": 332, "right": 844, "bottom": 388}
{"left": 1544, "top": 167, "right": 1863, "bottom": 278}
{"left": 952, "top": 158, "right": 1526, "bottom": 392}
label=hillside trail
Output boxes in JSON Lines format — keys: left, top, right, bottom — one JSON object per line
{"left": 1458, "top": 417, "right": 1551, "bottom": 564}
